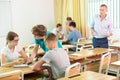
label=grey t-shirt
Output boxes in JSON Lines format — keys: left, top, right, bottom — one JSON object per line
{"left": 41, "top": 48, "right": 70, "bottom": 79}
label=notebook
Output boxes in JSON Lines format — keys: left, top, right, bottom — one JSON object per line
{"left": 13, "top": 64, "right": 29, "bottom": 68}
{"left": 70, "top": 54, "right": 82, "bottom": 57}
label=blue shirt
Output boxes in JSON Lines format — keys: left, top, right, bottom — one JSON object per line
{"left": 91, "top": 14, "right": 113, "bottom": 38}
{"left": 34, "top": 31, "right": 62, "bottom": 52}
{"left": 67, "top": 30, "right": 81, "bottom": 45}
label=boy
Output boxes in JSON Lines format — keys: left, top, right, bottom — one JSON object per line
{"left": 65, "top": 17, "right": 73, "bottom": 34}
{"left": 27, "top": 25, "right": 62, "bottom": 63}
{"left": 52, "top": 23, "right": 64, "bottom": 40}
{"left": 63, "top": 21, "right": 81, "bottom": 45}
{"left": 63, "top": 21, "right": 81, "bottom": 51}
{"left": 33, "top": 33, "right": 70, "bottom": 79}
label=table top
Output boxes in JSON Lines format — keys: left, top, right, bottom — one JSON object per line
{"left": 69, "top": 48, "right": 113, "bottom": 60}
{"left": 111, "top": 60, "right": 120, "bottom": 67}
{"left": 58, "top": 71, "right": 117, "bottom": 80}
{"left": 109, "top": 41, "right": 120, "bottom": 48}
{"left": 62, "top": 45, "right": 76, "bottom": 49}
{"left": 75, "top": 40, "right": 92, "bottom": 45}
{"left": 0, "top": 66, "right": 34, "bottom": 75}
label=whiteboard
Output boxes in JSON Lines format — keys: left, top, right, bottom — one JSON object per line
{"left": 0, "top": 0, "right": 12, "bottom": 37}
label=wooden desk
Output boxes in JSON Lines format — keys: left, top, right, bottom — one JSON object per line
{"left": 0, "top": 66, "right": 34, "bottom": 75}
{"left": 0, "top": 70, "right": 22, "bottom": 80}
{"left": 0, "top": 66, "right": 42, "bottom": 80}
{"left": 111, "top": 60, "right": 120, "bottom": 79}
{"left": 111, "top": 60, "right": 120, "bottom": 67}
{"left": 109, "top": 41, "right": 120, "bottom": 62}
{"left": 75, "top": 40, "right": 92, "bottom": 45}
{"left": 62, "top": 45, "right": 76, "bottom": 49}
{"left": 69, "top": 48, "right": 113, "bottom": 61}
{"left": 58, "top": 71, "right": 117, "bottom": 80}
{"left": 109, "top": 41, "right": 120, "bottom": 54}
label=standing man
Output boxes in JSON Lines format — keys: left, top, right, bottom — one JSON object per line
{"left": 91, "top": 4, "right": 112, "bottom": 48}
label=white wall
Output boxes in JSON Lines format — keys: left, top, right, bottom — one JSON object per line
{"left": 0, "top": 0, "right": 54, "bottom": 48}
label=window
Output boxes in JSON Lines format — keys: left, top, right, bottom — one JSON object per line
{"left": 87, "top": 0, "right": 120, "bottom": 29}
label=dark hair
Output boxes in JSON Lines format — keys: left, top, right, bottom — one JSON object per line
{"left": 32, "top": 25, "right": 47, "bottom": 36}
{"left": 6, "top": 31, "right": 18, "bottom": 44}
{"left": 69, "top": 21, "right": 76, "bottom": 28}
{"left": 56, "top": 23, "right": 62, "bottom": 28}
{"left": 45, "top": 33, "right": 57, "bottom": 42}
{"left": 66, "top": 17, "right": 72, "bottom": 21}
{"left": 100, "top": 4, "right": 107, "bottom": 9}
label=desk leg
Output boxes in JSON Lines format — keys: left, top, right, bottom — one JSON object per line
{"left": 117, "top": 68, "right": 120, "bottom": 80}
{"left": 118, "top": 54, "right": 120, "bottom": 60}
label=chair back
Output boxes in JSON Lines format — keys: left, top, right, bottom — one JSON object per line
{"left": 77, "top": 38, "right": 86, "bottom": 42}
{"left": 76, "top": 38, "right": 86, "bottom": 51}
{"left": 99, "top": 52, "right": 111, "bottom": 74}
{"left": 65, "top": 62, "right": 81, "bottom": 78}
{"left": 26, "top": 44, "right": 35, "bottom": 51}
{"left": 63, "top": 47, "right": 69, "bottom": 53}
{"left": 41, "top": 65, "right": 54, "bottom": 80}
{"left": 80, "top": 45, "right": 93, "bottom": 50}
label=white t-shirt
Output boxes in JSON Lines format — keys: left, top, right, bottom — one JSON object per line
{"left": 52, "top": 28, "right": 64, "bottom": 35}
{"left": 42, "top": 48, "right": 70, "bottom": 79}
{"left": 1, "top": 45, "right": 22, "bottom": 63}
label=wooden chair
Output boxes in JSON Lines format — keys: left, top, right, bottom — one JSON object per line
{"left": 99, "top": 52, "right": 111, "bottom": 74}
{"left": 63, "top": 47, "right": 69, "bottom": 53}
{"left": 41, "top": 65, "right": 54, "bottom": 80}
{"left": 77, "top": 38, "right": 86, "bottom": 42}
{"left": 80, "top": 45, "right": 93, "bottom": 50}
{"left": 76, "top": 38, "right": 93, "bottom": 51}
{"left": 108, "top": 49, "right": 119, "bottom": 75}
{"left": 26, "top": 44, "right": 35, "bottom": 52}
{"left": 76, "top": 45, "right": 93, "bottom": 71}
{"left": 0, "top": 70, "right": 23, "bottom": 80}
{"left": 76, "top": 38, "right": 86, "bottom": 51}
{"left": 65, "top": 62, "right": 81, "bottom": 78}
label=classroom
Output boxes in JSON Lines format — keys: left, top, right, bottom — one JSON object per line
{"left": 0, "top": 0, "right": 120, "bottom": 80}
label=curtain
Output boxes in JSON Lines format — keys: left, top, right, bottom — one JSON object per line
{"left": 54, "top": 0, "right": 88, "bottom": 37}
{"left": 54, "top": 0, "right": 63, "bottom": 24}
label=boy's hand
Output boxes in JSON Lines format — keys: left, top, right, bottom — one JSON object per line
{"left": 26, "top": 57, "right": 33, "bottom": 64}
{"left": 33, "top": 62, "right": 41, "bottom": 71}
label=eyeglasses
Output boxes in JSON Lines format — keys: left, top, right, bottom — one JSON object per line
{"left": 13, "top": 39, "right": 19, "bottom": 42}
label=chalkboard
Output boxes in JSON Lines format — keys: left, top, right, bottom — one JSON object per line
{"left": 0, "top": 0, "right": 12, "bottom": 37}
